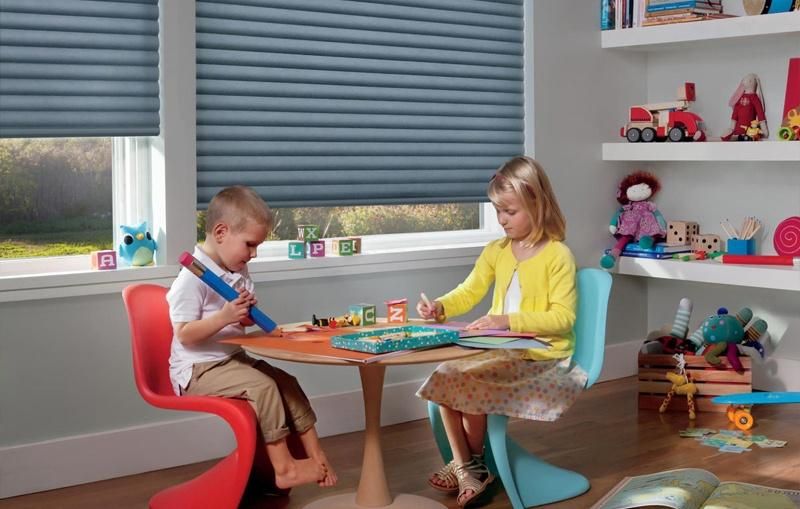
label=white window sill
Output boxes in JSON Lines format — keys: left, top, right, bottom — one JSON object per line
{"left": 0, "top": 233, "right": 497, "bottom": 303}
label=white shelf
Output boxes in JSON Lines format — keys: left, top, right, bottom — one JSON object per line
{"left": 602, "top": 141, "right": 800, "bottom": 161}
{"left": 601, "top": 12, "right": 800, "bottom": 50}
{"left": 616, "top": 257, "right": 800, "bottom": 291}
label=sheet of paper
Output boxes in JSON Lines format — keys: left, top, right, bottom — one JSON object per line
{"left": 455, "top": 335, "right": 518, "bottom": 345}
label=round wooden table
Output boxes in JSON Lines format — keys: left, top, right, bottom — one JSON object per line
{"left": 242, "top": 340, "right": 482, "bottom": 509}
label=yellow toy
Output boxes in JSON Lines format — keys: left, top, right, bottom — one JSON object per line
{"left": 660, "top": 355, "right": 699, "bottom": 420}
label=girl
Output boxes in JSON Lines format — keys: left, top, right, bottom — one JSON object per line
{"left": 416, "top": 156, "right": 586, "bottom": 507}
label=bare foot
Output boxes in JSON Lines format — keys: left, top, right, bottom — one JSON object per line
{"left": 312, "top": 452, "right": 337, "bottom": 487}
{"left": 274, "top": 458, "right": 325, "bottom": 489}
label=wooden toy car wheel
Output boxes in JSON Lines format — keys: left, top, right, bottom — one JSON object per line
{"left": 733, "top": 409, "right": 754, "bottom": 431}
{"left": 641, "top": 127, "right": 657, "bottom": 142}
{"left": 668, "top": 127, "right": 684, "bottom": 142}
{"left": 626, "top": 128, "right": 642, "bottom": 143}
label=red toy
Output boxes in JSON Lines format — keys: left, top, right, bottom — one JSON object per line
{"left": 621, "top": 83, "right": 707, "bottom": 143}
{"left": 721, "top": 73, "right": 768, "bottom": 141}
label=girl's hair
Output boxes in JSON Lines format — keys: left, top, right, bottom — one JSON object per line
{"left": 205, "top": 185, "right": 272, "bottom": 234}
{"left": 488, "top": 156, "right": 566, "bottom": 245}
{"left": 616, "top": 170, "right": 661, "bottom": 205}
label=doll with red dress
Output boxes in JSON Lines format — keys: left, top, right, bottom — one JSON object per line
{"left": 600, "top": 171, "right": 667, "bottom": 269}
{"left": 721, "top": 73, "right": 769, "bottom": 141}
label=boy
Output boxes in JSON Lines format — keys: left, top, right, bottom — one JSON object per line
{"left": 167, "top": 185, "right": 336, "bottom": 489}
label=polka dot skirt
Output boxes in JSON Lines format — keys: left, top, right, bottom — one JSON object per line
{"left": 417, "top": 350, "right": 588, "bottom": 422}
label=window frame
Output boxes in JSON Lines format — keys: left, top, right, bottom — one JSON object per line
{"left": 0, "top": 0, "right": 533, "bottom": 303}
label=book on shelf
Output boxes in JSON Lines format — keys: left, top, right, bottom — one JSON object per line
{"left": 621, "top": 242, "right": 692, "bottom": 254}
{"left": 642, "top": 12, "right": 734, "bottom": 25}
{"left": 605, "top": 249, "right": 676, "bottom": 260}
{"left": 646, "top": 0, "right": 721, "bottom": 13}
{"left": 591, "top": 467, "right": 800, "bottom": 509}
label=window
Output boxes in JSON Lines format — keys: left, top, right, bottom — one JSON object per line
{"left": 0, "top": 138, "right": 113, "bottom": 259}
{"left": 196, "top": 203, "right": 481, "bottom": 243}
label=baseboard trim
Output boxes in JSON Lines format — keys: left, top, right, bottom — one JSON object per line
{"left": 0, "top": 342, "right": 640, "bottom": 499}
{"left": 598, "top": 338, "right": 642, "bottom": 382}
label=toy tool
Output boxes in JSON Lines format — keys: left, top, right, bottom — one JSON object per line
{"left": 178, "top": 251, "right": 278, "bottom": 333}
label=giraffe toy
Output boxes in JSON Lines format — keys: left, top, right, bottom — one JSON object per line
{"left": 659, "top": 354, "right": 698, "bottom": 420}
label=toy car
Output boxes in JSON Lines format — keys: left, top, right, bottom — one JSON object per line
{"left": 621, "top": 82, "right": 707, "bottom": 143}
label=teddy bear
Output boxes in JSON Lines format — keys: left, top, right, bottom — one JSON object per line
{"left": 600, "top": 170, "right": 667, "bottom": 269}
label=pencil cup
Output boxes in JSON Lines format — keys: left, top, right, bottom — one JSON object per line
{"left": 727, "top": 238, "right": 755, "bottom": 255}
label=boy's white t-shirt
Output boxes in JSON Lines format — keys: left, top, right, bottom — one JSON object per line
{"left": 166, "top": 246, "right": 254, "bottom": 395}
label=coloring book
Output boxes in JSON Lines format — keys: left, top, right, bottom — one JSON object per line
{"left": 591, "top": 468, "right": 800, "bottom": 509}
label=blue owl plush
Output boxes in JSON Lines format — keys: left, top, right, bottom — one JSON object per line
{"left": 119, "top": 222, "right": 157, "bottom": 266}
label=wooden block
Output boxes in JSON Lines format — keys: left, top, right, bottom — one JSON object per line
{"left": 337, "top": 239, "right": 355, "bottom": 256}
{"left": 385, "top": 299, "right": 408, "bottom": 324}
{"left": 638, "top": 353, "right": 751, "bottom": 414}
{"left": 349, "top": 237, "right": 362, "bottom": 254}
{"left": 349, "top": 303, "right": 376, "bottom": 326}
{"left": 666, "top": 221, "right": 699, "bottom": 246}
{"left": 90, "top": 250, "right": 117, "bottom": 270}
{"left": 690, "top": 234, "right": 721, "bottom": 254}
{"left": 288, "top": 241, "right": 306, "bottom": 259}
{"left": 297, "top": 224, "right": 320, "bottom": 242}
{"left": 307, "top": 240, "right": 325, "bottom": 257}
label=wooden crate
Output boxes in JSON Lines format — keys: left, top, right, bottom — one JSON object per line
{"left": 638, "top": 354, "right": 752, "bottom": 413}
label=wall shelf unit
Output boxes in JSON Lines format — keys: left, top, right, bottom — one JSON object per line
{"left": 602, "top": 141, "right": 800, "bottom": 161}
{"left": 601, "top": 11, "right": 800, "bottom": 50}
{"left": 616, "top": 257, "right": 800, "bottom": 291}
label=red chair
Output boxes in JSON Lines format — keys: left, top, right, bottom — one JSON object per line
{"left": 123, "top": 284, "right": 291, "bottom": 508}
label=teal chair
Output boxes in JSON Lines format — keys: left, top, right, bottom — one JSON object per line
{"left": 428, "top": 268, "right": 612, "bottom": 508}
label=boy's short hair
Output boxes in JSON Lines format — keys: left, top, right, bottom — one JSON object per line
{"left": 205, "top": 186, "right": 272, "bottom": 234}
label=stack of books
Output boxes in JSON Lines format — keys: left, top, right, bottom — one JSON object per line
{"left": 643, "top": 0, "right": 733, "bottom": 26}
{"left": 605, "top": 242, "right": 691, "bottom": 260}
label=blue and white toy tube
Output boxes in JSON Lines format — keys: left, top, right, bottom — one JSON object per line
{"left": 179, "top": 251, "right": 278, "bottom": 333}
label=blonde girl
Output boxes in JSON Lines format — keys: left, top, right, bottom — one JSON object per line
{"left": 416, "top": 156, "right": 587, "bottom": 507}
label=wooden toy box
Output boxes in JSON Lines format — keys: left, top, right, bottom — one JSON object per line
{"left": 331, "top": 325, "right": 459, "bottom": 354}
{"left": 638, "top": 354, "right": 752, "bottom": 413}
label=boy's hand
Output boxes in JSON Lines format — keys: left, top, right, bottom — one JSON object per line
{"left": 466, "top": 314, "right": 509, "bottom": 331}
{"left": 219, "top": 289, "right": 254, "bottom": 326}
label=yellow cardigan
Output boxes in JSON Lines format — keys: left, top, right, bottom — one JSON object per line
{"left": 437, "top": 238, "right": 577, "bottom": 361}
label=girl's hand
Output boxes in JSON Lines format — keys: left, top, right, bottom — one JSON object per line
{"left": 465, "top": 314, "right": 510, "bottom": 331}
{"left": 417, "top": 298, "right": 443, "bottom": 320}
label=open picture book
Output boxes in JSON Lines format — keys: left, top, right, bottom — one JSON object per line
{"left": 591, "top": 468, "right": 800, "bottom": 509}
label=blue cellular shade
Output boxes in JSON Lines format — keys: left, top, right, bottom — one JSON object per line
{"left": 196, "top": 0, "right": 524, "bottom": 208}
{"left": 0, "top": 0, "right": 160, "bottom": 138}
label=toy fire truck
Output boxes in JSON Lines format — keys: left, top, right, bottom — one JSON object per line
{"left": 621, "top": 83, "right": 707, "bottom": 143}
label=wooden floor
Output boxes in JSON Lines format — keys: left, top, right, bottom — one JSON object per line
{"left": 5, "top": 376, "right": 800, "bottom": 509}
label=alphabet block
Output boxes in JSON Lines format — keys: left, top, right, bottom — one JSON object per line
{"left": 297, "top": 224, "right": 320, "bottom": 242}
{"left": 333, "top": 239, "right": 355, "bottom": 256}
{"left": 691, "top": 234, "right": 721, "bottom": 254}
{"left": 288, "top": 241, "right": 306, "bottom": 259}
{"left": 90, "top": 250, "right": 117, "bottom": 270}
{"left": 667, "top": 221, "right": 699, "bottom": 246}
{"left": 349, "top": 237, "right": 362, "bottom": 254}
{"left": 385, "top": 299, "right": 408, "bottom": 324}
{"left": 307, "top": 240, "right": 325, "bottom": 257}
{"left": 349, "top": 303, "right": 376, "bottom": 326}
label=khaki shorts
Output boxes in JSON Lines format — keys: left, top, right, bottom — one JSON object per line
{"left": 184, "top": 351, "right": 316, "bottom": 442}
